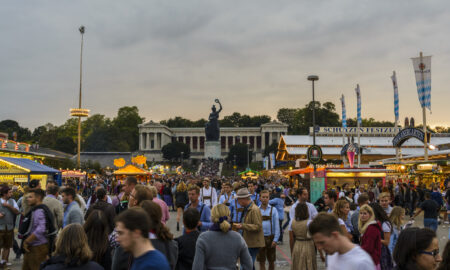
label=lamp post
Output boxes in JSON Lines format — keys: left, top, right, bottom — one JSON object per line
{"left": 307, "top": 75, "right": 319, "bottom": 173}
{"left": 70, "top": 26, "right": 89, "bottom": 169}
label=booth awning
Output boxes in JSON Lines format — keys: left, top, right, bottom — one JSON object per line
{"left": 286, "top": 167, "right": 325, "bottom": 176}
{"left": 0, "top": 157, "right": 59, "bottom": 174}
{"left": 113, "top": 164, "right": 150, "bottom": 175}
{"left": 61, "top": 170, "right": 86, "bottom": 178}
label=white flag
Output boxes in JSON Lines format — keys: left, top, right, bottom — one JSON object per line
{"left": 411, "top": 55, "right": 431, "bottom": 110}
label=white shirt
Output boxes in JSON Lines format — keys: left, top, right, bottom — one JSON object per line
{"left": 200, "top": 186, "right": 217, "bottom": 208}
{"left": 289, "top": 200, "right": 318, "bottom": 230}
{"left": 0, "top": 198, "right": 18, "bottom": 211}
{"left": 327, "top": 245, "right": 375, "bottom": 270}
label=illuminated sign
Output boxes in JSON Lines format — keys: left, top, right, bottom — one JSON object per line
{"left": 310, "top": 127, "right": 401, "bottom": 136}
{"left": 392, "top": 128, "right": 429, "bottom": 147}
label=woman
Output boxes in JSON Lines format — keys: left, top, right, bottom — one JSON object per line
{"left": 175, "top": 181, "right": 189, "bottom": 231}
{"left": 437, "top": 240, "right": 450, "bottom": 270}
{"left": 393, "top": 227, "right": 442, "bottom": 270}
{"left": 359, "top": 204, "right": 382, "bottom": 269}
{"left": 333, "top": 199, "right": 353, "bottom": 240}
{"left": 192, "top": 204, "right": 252, "bottom": 270}
{"left": 140, "top": 200, "right": 178, "bottom": 270}
{"left": 84, "top": 210, "right": 112, "bottom": 270}
{"left": 289, "top": 202, "right": 317, "bottom": 270}
{"left": 41, "top": 224, "right": 103, "bottom": 270}
{"left": 371, "top": 203, "right": 394, "bottom": 270}
{"left": 162, "top": 182, "right": 174, "bottom": 211}
{"left": 388, "top": 207, "right": 405, "bottom": 254}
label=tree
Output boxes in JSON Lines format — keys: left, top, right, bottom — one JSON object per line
{"left": 54, "top": 137, "right": 76, "bottom": 154}
{"left": 112, "top": 106, "right": 144, "bottom": 151}
{"left": 0, "top": 120, "right": 32, "bottom": 141}
{"left": 161, "top": 142, "right": 190, "bottom": 161}
{"left": 263, "top": 142, "right": 278, "bottom": 157}
{"left": 227, "top": 143, "right": 253, "bottom": 167}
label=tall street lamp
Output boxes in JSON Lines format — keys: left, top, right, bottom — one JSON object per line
{"left": 70, "top": 26, "right": 89, "bottom": 169}
{"left": 307, "top": 75, "right": 319, "bottom": 172}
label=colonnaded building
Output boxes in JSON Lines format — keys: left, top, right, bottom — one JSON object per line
{"left": 138, "top": 120, "right": 289, "bottom": 161}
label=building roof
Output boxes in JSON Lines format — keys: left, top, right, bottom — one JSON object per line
{"left": 0, "top": 157, "right": 60, "bottom": 174}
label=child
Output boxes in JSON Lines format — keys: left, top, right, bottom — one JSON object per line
{"left": 389, "top": 206, "right": 405, "bottom": 254}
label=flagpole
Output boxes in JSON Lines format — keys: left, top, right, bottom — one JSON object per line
{"left": 393, "top": 71, "right": 400, "bottom": 163}
{"left": 420, "top": 52, "right": 429, "bottom": 161}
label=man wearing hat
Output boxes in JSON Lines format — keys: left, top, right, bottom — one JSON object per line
{"left": 199, "top": 178, "right": 217, "bottom": 209}
{"left": 233, "top": 188, "right": 264, "bottom": 270}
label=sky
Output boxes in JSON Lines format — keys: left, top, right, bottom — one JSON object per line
{"left": 1, "top": 0, "right": 450, "bottom": 130}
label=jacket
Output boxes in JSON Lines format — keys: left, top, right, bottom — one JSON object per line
{"left": 64, "top": 201, "right": 83, "bottom": 227}
{"left": 241, "top": 202, "right": 265, "bottom": 248}
{"left": 361, "top": 221, "right": 382, "bottom": 265}
{"left": 40, "top": 255, "right": 104, "bottom": 270}
{"left": 43, "top": 196, "right": 64, "bottom": 230}
{"left": 175, "top": 230, "right": 200, "bottom": 270}
{"left": 85, "top": 200, "right": 116, "bottom": 232}
{"left": 151, "top": 239, "right": 179, "bottom": 270}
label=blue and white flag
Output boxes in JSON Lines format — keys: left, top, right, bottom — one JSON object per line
{"left": 340, "top": 94, "right": 347, "bottom": 128}
{"left": 355, "top": 84, "right": 362, "bottom": 125}
{"left": 391, "top": 71, "right": 399, "bottom": 123}
{"left": 411, "top": 55, "right": 432, "bottom": 111}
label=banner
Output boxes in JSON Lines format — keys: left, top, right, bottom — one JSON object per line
{"left": 340, "top": 94, "right": 347, "bottom": 128}
{"left": 391, "top": 71, "right": 399, "bottom": 123}
{"left": 355, "top": 84, "right": 362, "bottom": 125}
{"left": 411, "top": 55, "right": 432, "bottom": 110}
{"left": 269, "top": 153, "right": 275, "bottom": 169}
{"left": 263, "top": 157, "right": 268, "bottom": 170}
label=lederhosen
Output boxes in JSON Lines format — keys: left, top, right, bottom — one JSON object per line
{"left": 261, "top": 206, "right": 274, "bottom": 244}
{"left": 201, "top": 188, "right": 213, "bottom": 207}
{"left": 231, "top": 199, "right": 244, "bottom": 231}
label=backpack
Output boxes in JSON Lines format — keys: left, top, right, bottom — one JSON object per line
{"left": 19, "top": 204, "right": 57, "bottom": 255}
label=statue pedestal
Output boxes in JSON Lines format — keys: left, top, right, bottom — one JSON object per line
{"left": 204, "top": 141, "right": 221, "bottom": 159}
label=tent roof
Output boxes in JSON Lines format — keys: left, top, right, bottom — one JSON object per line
{"left": 113, "top": 164, "right": 150, "bottom": 175}
{"left": 0, "top": 157, "right": 59, "bottom": 174}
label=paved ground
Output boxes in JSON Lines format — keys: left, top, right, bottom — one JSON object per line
{"left": 6, "top": 211, "right": 450, "bottom": 270}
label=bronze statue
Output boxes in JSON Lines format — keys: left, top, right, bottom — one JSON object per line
{"left": 205, "top": 99, "right": 222, "bottom": 141}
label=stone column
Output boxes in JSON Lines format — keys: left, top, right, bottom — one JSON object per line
{"left": 197, "top": 136, "right": 200, "bottom": 152}
{"left": 160, "top": 133, "right": 165, "bottom": 149}
{"left": 253, "top": 136, "right": 257, "bottom": 151}
{"left": 262, "top": 132, "right": 266, "bottom": 150}
{"left": 139, "top": 133, "right": 144, "bottom": 150}
{"left": 189, "top": 136, "right": 193, "bottom": 151}
{"left": 269, "top": 132, "right": 273, "bottom": 146}
{"left": 225, "top": 136, "right": 229, "bottom": 151}
{"left": 146, "top": 133, "right": 151, "bottom": 150}
{"left": 153, "top": 133, "right": 157, "bottom": 149}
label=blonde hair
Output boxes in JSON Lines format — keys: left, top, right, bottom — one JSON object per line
{"left": 210, "top": 204, "right": 231, "bottom": 233}
{"left": 176, "top": 182, "right": 187, "bottom": 192}
{"left": 379, "top": 192, "right": 391, "bottom": 200}
{"left": 333, "top": 199, "right": 350, "bottom": 220}
{"left": 358, "top": 204, "right": 375, "bottom": 235}
{"left": 148, "top": 185, "right": 158, "bottom": 198}
{"left": 389, "top": 206, "right": 405, "bottom": 230}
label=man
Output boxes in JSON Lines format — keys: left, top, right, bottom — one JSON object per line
{"left": 22, "top": 189, "right": 54, "bottom": 270}
{"left": 219, "top": 182, "right": 233, "bottom": 206}
{"left": 85, "top": 188, "right": 116, "bottom": 232}
{"left": 0, "top": 185, "right": 19, "bottom": 267}
{"left": 115, "top": 208, "right": 170, "bottom": 270}
{"left": 175, "top": 208, "right": 201, "bottom": 270}
{"left": 350, "top": 193, "right": 369, "bottom": 243}
{"left": 257, "top": 190, "right": 279, "bottom": 270}
{"left": 412, "top": 192, "right": 439, "bottom": 231}
{"left": 199, "top": 178, "right": 217, "bottom": 208}
{"left": 86, "top": 185, "right": 113, "bottom": 209}
{"left": 185, "top": 186, "right": 212, "bottom": 232}
{"left": 289, "top": 187, "right": 318, "bottom": 230}
{"left": 61, "top": 187, "right": 83, "bottom": 227}
{"left": 148, "top": 186, "right": 169, "bottom": 224}
{"left": 117, "top": 176, "right": 137, "bottom": 213}
{"left": 66, "top": 182, "right": 87, "bottom": 213}
{"left": 430, "top": 186, "right": 444, "bottom": 219}
{"left": 21, "top": 180, "right": 41, "bottom": 216}
{"left": 323, "top": 190, "right": 337, "bottom": 213}
{"left": 379, "top": 192, "right": 393, "bottom": 215}
{"left": 314, "top": 190, "right": 327, "bottom": 212}
{"left": 354, "top": 185, "right": 365, "bottom": 204}
{"left": 233, "top": 188, "right": 264, "bottom": 270}
{"left": 309, "top": 213, "right": 375, "bottom": 269}
{"left": 248, "top": 182, "right": 261, "bottom": 206}
{"left": 43, "top": 184, "right": 63, "bottom": 230}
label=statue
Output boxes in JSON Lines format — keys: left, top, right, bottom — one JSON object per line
{"left": 205, "top": 99, "right": 222, "bottom": 141}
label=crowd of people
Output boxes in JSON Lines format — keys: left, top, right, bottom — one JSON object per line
{"left": 1, "top": 175, "right": 450, "bottom": 270}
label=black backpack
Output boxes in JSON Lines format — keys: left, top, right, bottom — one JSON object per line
{"left": 19, "top": 204, "right": 57, "bottom": 254}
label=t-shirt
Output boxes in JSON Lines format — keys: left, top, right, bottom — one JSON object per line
{"left": 420, "top": 199, "right": 439, "bottom": 219}
{"left": 327, "top": 245, "right": 375, "bottom": 270}
{"left": 382, "top": 221, "right": 391, "bottom": 233}
{"left": 131, "top": 250, "right": 170, "bottom": 270}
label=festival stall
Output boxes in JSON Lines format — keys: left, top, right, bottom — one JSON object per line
{"left": 0, "top": 157, "right": 61, "bottom": 186}
{"left": 239, "top": 169, "right": 261, "bottom": 180}
{"left": 113, "top": 164, "right": 151, "bottom": 183}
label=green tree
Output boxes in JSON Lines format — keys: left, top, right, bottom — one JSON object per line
{"left": 112, "top": 106, "right": 144, "bottom": 151}
{"left": 160, "top": 117, "right": 194, "bottom": 127}
{"left": 161, "top": 142, "right": 190, "bottom": 161}
{"left": 0, "top": 120, "right": 32, "bottom": 141}
{"left": 54, "top": 137, "right": 76, "bottom": 154}
{"left": 263, "top": 142, "right": 278, "bottom": 157}
{"left": 227, "top": 143, "right": 253, "bottom": 167}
